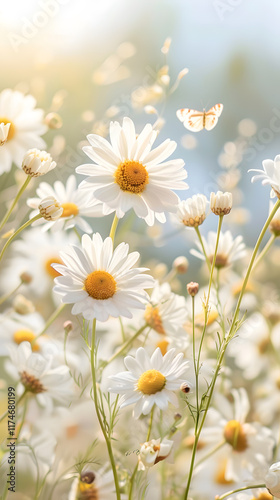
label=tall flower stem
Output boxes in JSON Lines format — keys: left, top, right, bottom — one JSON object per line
{"left": 0, "top": 214, "right": 42, "bottom": 263}
{"left": 90, "top": 319, "right": 121, "bottom": 500}
{"left": 32, "top": 303, "right": 66, "bottom": 345}
{"left": 109, "top": 214, "right": 119, "bottom": 245}
{"left": 252, "top": 233, "right": 276, "bottom": 271}
{"left": 0, "top": 175, "right": 32, "bottom": 232}
{"left": 106, "top": 324, "right": 148, "bottom": 365}
{"left": 195, "top": 226, "right": 211, "bottom": 272}
{"left": 0, "top": 281, "right": 22, "bottom": 306}
{"left": 183, "top": 201, "right": 280, "bottom": 500}
{"left": 216, "top": 484, "right": 266, "bottom": 500}
{"left": 146, "top": 405, "right": 155, "bottom": 441}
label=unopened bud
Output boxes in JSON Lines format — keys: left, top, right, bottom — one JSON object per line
{"left": 63, "top": 320, "right": 73, "bottom": 334}
{"left": 180, "top": 382, "right": 191, "bottom": 394}
{"left": 174, "top": 413, "right": 182, "bottom": 421}
{"left": 45, "top": 112, "right": 63, "bottom": 130}
{"left": 187, "top": 282, "right": 199, "bottom": 297}
{"left": 39, "top": 196, "right": 63, "bottom": 221}
{"left": 13, "top": 294, "right": 35, "bottom": 315}
{"left": 20, "top": 272, "right": 33, "bottom": 284}
{"left": 80, "top": 471, "right": 95, "bottom": 484}
{"left": 173, "top": 256, "right": 189, "bottom": 274}
{"left": 210, "top": 191, "right": 232, "bottom": 216}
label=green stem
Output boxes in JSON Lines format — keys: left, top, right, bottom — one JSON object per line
{"left": 90, "top": 319, "right": 121, "bottom": 500}
{"left": 0, "top": 175, "right": 32, "bottom": 232}
{"left": 216, "top": 484, "right": 266, "bottom": 500}
{"left": 146, "top": 405, "right": 154, "bottom": 441}
{"left": 32, "top": 303, "right": 66, "bottom": 345}
{"left": 192, "top": 296, "right": 199, "bottom": 434}
{"left": 252, "top": 233, "right": 276, "bottom": 270}
{"left": 195, "top": 226, "right": 211, "bottom": 272}
{"left": 128, "top": 464, "right": 138, "bottom": 500}
{"left": 0, "top": 214, "right": 42, "bottom": 262}
{"left": 106, "top": 324, "right": 148, "bottom": 366}
{"left": 194, "top": 440, "right": 226, "bottom": 470}
{"left": 0, "top": 281, "right": 22, "bottom": 306}
{"left": 16, "top": 396, "right": 29, "bottom": 439}
{"left": 109, "top": 214, "right": 119, "bottom": 245}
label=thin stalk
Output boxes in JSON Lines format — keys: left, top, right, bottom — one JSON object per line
{"left": 0, "top": 281, "right": 22, "bottom": 306}
{"left": 0, "top": 175, "right": 32, "bottom": 231}
{"left": 128, "top": 464, "right": 138, "bottom": 500}
{"left": 252, "top": 233, "right": 276, "bottom": 270}
{"left": 146, "top": 405, "right": 155, "bottom": 441}
{"left": 109, "top": 214, "right": 119, "bottom": 245}
{"left": 191, "top": 296, "right": 199, "bottom": 433}
{"left": 194, "top": 440, "right": 226, "bottom": 470}
{"left": 32, "top": 303, "right": 66, "bottom": 344}
{"left": 16, "top": 396, "right": 29, "bottom": 440}
{"left": 0, "top": 214, "right": 42, "bottom": 262}
{"left": 195, "top": 226, "right": 211, "bottom": 272}
{"left": 90, "top": 319, "right": 121, "bottom": 500}
{"left": 106, "top": 324, "right": 148, "bottom": 365}
{"left": 216, "top": 484, "right": 266, "bottom": 500}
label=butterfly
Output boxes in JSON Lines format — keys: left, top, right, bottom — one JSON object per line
{"left": 176, "top": 103, "right": 223, "bottom": 132}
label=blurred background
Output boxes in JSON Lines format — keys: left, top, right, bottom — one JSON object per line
{"left": 1, "top": 0, "right": 280, "bottom": 274}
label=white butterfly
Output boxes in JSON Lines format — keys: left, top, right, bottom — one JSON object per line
{"left": 176, "top": 103, "right": 223, "bottom": 132}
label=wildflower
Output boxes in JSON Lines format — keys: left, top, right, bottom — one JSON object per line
{"left": 76, "top": 117, "right": 188, "bottom": 225}
{"left": 109, "top": 347, "right": 190, "bottom": 418}
{"left": 210, "top": 191, "right": 233, "bottom": 216}
{"left": 176, "top": 194, "right": 208, "bottom": 227}
{"left": 22, "top": 149, "right": 56, "bottom": 177}
{"left": 249, "top": 155, "right": 280, "bottom": 198}
{"left": 190, "top": 230, "right": 246, "bottom": 268}
{"left": 53, "top": 233, "right": 154, "bottom": 322}
{"left": 38, "top": 196, "right": 63, "bottom": 221}
{"left": 27, "top": 175, "right": 103, "bottom": 233}
{"left": 138, "top": 437, "right": 173, "bottom": 470}
{"left": 0, "top": 89, "right": 47, "bottom": 174}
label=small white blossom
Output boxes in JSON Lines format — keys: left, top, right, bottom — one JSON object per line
{"left": 38, "top": 196, "right": 63, "bottom": 221}
{"left": 176, "top": 194, "right": 208, "bottom": 227}
{"left": 265, "top": 462, "right": 280, "bottom": 498}
{"left": 210, "top": 191, "right": 232, "bottom": 216}
{"left": 138, "top": 437, "right": 173, "bottom": 470}
{"left": 22, "top": 148, "right": 56, "bottom": 177}
{"left": 249, "top": 155, "right": 280, "bottom": 198}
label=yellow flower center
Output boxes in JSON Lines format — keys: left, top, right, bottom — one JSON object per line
{"left": 13, "top": 329, "right": 39, "bottom": 351}
{"left": 156, "top": 339, "right": 169, "bottom": 356}
{"left": 223, "top": 420, "right": 248, "bottom": 452}
{"left": 182, "top": 214, "right": 206, "bottom": 227}
{"left": 0, "top": 117, "right": 16, "bottom": 141}
{"left": 137, "top": 369, "right": 166, "bottom": 395}
{"left": 258, "top": 337, "right": 270, "bottom": 355}
{"left": 144, "top": 305, "right": 165, "bottom": 334}
{"left": 214, "top": 459, "right": 234, "bottom": 485}
{"left": 195, "top": 309, "right": 218, "bottom": 327}
{"left": 45, "top": 256, "right": 64, "bottom": 278}
{"left": 210, "top": 253, "right": 228, "bottom": 268}
{"left": 61, "top": 202, "right": 79, "bottom": 218}
{"left": 115, "top": 160, "right": 149, "bottom": 194}
{"left": 252, "top": 493, "right": 273, "bottom": 500}
{"left": 232, "top": 280, "right": 254, "bottom": 296}
{"left": 85, "top": 270, "right": 116, "bottom": 300}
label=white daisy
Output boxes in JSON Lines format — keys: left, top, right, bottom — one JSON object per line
{"left": 27, "top": 175, "right": 104, "bottom": 233}
{"left": 138, "top": 437, "right": 174, "bottom": 471}
{"left": 249, "top": 155, "right": 280, "bottom": 198}
{"left": 210, "top": 191, "right": 233, "bottom": 216}
{"left": 108, "top": 346, "right": 190, "bottom": 418}
{"left": 53, "top": 232, "right": 154, "bottom": 322}
{"left": 69, "top": 468, "right": 115, "bottom": 500}
{"left": 176, "top": 194, "right": 208, "bottom": 227}
{"left": 0, "top": 89, "right": 47, "bottom": 174}
{"left": 0, "top": 311, "right": 45, "bottom": 356}
{"left": 6, "top": 341, "right": 74, "bottom": 411}
{"left": 76, "top": 117, "right": 188, "bottom": 226}
{"left": 201, "top": 389, "right": 274, "bottom": 481}
{"left": 190, "top": 230, "right": 247, "bottom": 268}
{"left": 144, "top": 282, "right": 188, "bottom": 339}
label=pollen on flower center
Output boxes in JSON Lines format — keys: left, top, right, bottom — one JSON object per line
{"left": 20, "top": 370, "right": 46, "bottom": 394}
{"left": 45, "top": 256, "right": 64, "bottom": 278}
{"left": 137, "top": 369, "right": 166, "bottom": 395}
{"left": 0, "top": 117, "right": 15, "bottom": 141}
{"left": 144, "top": 305, "right": 165, "bottom": 334}
{"left": 85, "top": 270, "right": 117, "bottom": 300}
{"left": 115, "top": 160, "right": 149, "bottom": 194}
{"left": 13, "top": 329, "right": 39, "bottom": 351}
{"left": 223, "top": 420, "right": 248, "bottom": 452}
{"left": 61, "top": 202, "right": 79, "bottom": 218}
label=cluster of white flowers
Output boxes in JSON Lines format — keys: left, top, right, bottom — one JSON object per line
{"left": 1, "top": 81, "right": 280, "bottom": 500}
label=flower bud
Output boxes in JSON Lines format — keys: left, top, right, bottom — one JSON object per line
{"left": 13, "top": 294, "right": 35, "bottom": 315}
{"left": 0, "top": 122, "right": 11, "bottom": 146}
{"left": 38, "top": 196, "right": 63, "bottom": 221}
{"left": 173, "top": 256, "right": 189, "bottom": 274}
{"left": 180, "top": 382, "right": 191, "bottom": 394}
{"left": 63, "top": 321, "right": 73, "bottom": 334}
{"left": 22, "top": 149, "right": 56, "bottom": 177}
{"left": 80, "top": 471, "right": 95, "bottom": 484}
{"left": 44, "top": 112, "right": 63, "bottom": 129}
{"left": 265, "top": 462, "right": 280, "bottom": 498}
{"left": 187, "top": 282, "right": 199, "bottom": 297}
{"left": 210, "top": 191, "right": 232, "bottom": 216}
{"left": 20, "top": 272, "right": 33, "bottom": 284}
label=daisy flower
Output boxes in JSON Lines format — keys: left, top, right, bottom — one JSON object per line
{"left": 0, "top": 88, "right": 47, "bottom": 174}
{"left": 0, "top": 310, "right": 45, "bottom": 356}
{"left": 176, "top": 194, "right": 208, "bottom": 227}
{"left": 27, "top": 175, "right": 104, "bottom": 233}
{"left": 201, "top": 388, "right": 274, "bottom": 481}
{"left": 76, "top": 117, "right": 188, "bottom": 226}
{"left": 53, "top": 233, "right": 154, "bottom": 322}
{"left": 109, "top": 346, "right": 191, "bottom": 418}
{"left": 69, "top": 468, "right": 115, "bottom": 500}
{"left": 190, "top": 230, "right": 246, "bottom": 268}
{"left": 249, "top": 155, "right": 280, "bottom": 198}
{"left": 6, "top": 341, "right": 74, "bottom": 411}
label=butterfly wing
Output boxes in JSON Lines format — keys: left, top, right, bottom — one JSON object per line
{"left": 204, "top": 103, "right": 223, "bottom": 131}
{"left": 176, "top": 108, "right": 204, "bottom": 132}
